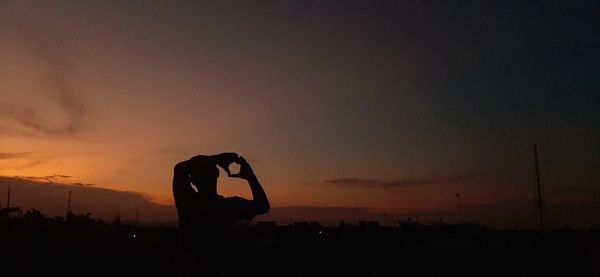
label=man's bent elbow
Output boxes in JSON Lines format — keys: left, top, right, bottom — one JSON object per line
{"left": 174, "top": 161, "right": 189, "bottom": 174}
{"left": 256, "top": 202, "right": 270, "bottom": 215}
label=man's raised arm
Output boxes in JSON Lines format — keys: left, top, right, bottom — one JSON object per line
{"left": 172, "top": 160, "right": 193, "bottom": 203}
{"left": 173, "top": 153, "right": 238, "bottom": 199}
{"left": 231, "top": 157, "right": 270, "bottom": 215}
{"left": 189, "top": 153, "right": 239, "bottom": 175}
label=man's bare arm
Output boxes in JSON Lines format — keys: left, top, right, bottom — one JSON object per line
{"left": 172, "top": 161, "right": 193, "bottom": 202}
{"left": 189, "top": 153, "right": 239, "bottom": 175}
{"left": 231, "top": 157, "right": 270, "bottom": 215}
{"left": 246, "top": 174, "right": 270, "bottom": 215}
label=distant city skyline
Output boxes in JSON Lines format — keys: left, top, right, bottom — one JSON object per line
{"left": 2, "top": 175, "right": 598, "bottom": 229}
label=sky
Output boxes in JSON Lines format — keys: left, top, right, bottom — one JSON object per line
{"left": 0, "top": 1, "right": 598, "bottom": 228}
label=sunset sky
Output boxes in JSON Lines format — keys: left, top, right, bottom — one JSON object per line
{"left": 0, "top": 1, "right": 598, "bottom": 228}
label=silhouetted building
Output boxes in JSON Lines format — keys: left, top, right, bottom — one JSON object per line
{"left": 358, "top": 220, "right": 380, "bottom": 233}
{"left": 0, "top": 207, "right": 21, "bottom": 219}
{"left": 257, "top": 221, "right": 276, "bottom": 229}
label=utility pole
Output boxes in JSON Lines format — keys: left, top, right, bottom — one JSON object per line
{"left": 67, "top": 190, "right": 72, "bottom": 215}
{"left": 456, "top": 193, "right": 462, "bottom": 223}
{"left": 6, "top": 184, "right": 10, "bottom": 208}
{"left": 533, "top": 144, "right": 545, "bottom": 232}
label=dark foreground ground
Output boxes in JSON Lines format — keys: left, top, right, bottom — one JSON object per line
{"left": 1, "top": 212, "right": 599, "bottom": 277}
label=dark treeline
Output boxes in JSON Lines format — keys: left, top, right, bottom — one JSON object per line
{"left": 1, "top": 209, "right": 599, "bottom": 277}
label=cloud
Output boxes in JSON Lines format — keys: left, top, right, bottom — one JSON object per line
{"left": 0, "top": 175, "right": 176, "bottom": 222}
{"left": 8, "top": 81, "right": 84, "bottom": 137}
{"left": 14, "top": 174, "right": 72, "bottom": 183}
{"left": 0, "top": 152, "right": 32, "bottom": 160}
{"left": 0, "top": 65, "right": 86, "bottom": 138}
{"left": 0, "top": 2, "right": 87, "bottom": 138}
{"left": 0, "top": 152, "right": 53, "bottom": 169}
{"left": 11, "top": 160, "right": 46, "bottom": 169}
{"left": 0, "top": 152, "right": 49, "bottom": 169}
{"left": 72, "top": 182, "right": 95, "bottom": 187}
{"left": 323, "top": 174, "right": 480, "bottom": 189}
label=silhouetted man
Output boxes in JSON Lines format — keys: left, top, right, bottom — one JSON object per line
{"left": 173, "top": 153, "right": 270, "bottom": 276}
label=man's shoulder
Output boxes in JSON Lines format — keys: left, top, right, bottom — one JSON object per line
{"left": 222, "top": 196, "right": 255, "bottom": 219}
{"left": 224, "top": 196, "right": 248, "bottom": 203}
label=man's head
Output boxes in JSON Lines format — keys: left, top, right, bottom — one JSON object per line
{"left": 189, "top": 162, "right": 219, "bottom": 196}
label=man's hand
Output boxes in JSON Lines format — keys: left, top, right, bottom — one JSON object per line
{"left": 212, "top": 152, "right": 239, "bottom": 176}
{"left": 229, "top": 156, "right": 255, "bottom": 180}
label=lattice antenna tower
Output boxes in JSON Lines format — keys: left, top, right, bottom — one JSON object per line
{"left": 533, "top": 144, "right": 545, "bottom": 232}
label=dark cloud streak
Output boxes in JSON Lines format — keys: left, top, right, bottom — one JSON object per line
{"left": 324, "top": 174, "right": 481, "bottom": 189}
{"left": 0, "top": 175, "right": 175, "bottom": 222}
{"left": 0, "top": 152, "right": 32, "bottom": 159}
{"left": 14, "top": 174, "right": 72, "bottom": 183}
{"left": 0, "top": 1, "right": 87, "bottom": 138}
{"left": 0, "top": 151, "right": 51, "bottom": 169}
{"left": 10, "top": 74, "right": 86, "bottom": 136}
